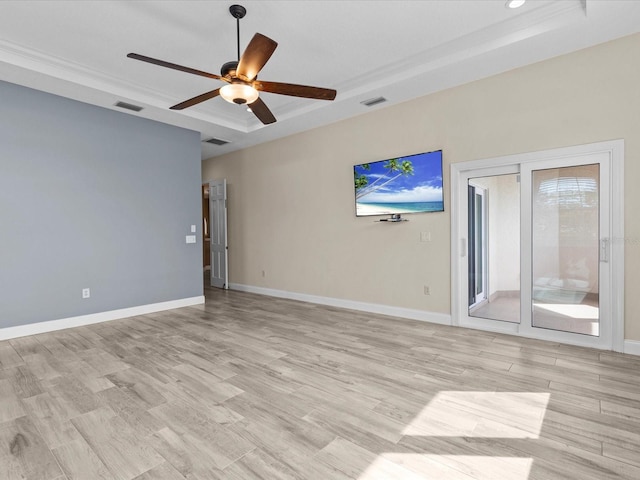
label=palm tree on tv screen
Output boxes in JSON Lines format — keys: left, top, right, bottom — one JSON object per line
{"left": 354, "top": 158, "right": 414, "bottom": 200}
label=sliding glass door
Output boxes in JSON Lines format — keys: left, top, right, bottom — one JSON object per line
{"left": 530, "top": 165, "right": 600, "bottom": 335}
{"left": 519, "top": 155, "right": 609, "bottom": 344}
{"left": 455, "top": 146, "right": 615, "bottom": 349}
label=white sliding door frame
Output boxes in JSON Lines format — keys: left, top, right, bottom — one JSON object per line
{"left": 451, "top": 140, "right": 624, "bottom": 351}
{"left": 467, "top": 182, "right": 489, "bottom": 309}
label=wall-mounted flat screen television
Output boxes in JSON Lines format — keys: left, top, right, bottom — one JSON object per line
{"left": 353, "top": 150, "right": 444, "bottom": 217}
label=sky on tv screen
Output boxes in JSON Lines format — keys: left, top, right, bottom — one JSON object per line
{"left": 354, "top": 150, "right": 443, "bottom": 204}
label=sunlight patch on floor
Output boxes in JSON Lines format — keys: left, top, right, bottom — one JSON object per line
{"left": 358, "top": 454, "right": 533, "bottom": 480}
{"left": 535, "top": 303, "right": 599, "bottom": 320}
{"left": 402, "top": 391, "right": 550, "bottom": 438}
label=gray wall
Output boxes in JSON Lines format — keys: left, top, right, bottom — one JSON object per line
{"left": 0, "top": 80, "right": 203, "bottom": 329}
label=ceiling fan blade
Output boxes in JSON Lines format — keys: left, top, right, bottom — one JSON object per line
{"left": 255, "top": 80, "right": 336, "bottom": 101}
{"left": 170, "top": 89, "right": 221, "bottom": 110}
{"left": 236, "top": 33, "right": 278, "bottom": 82}
{"left": 127, "top": 53, "right": 222, "bottom": 81}
{"left": 249, "top": 97, "right": 276, "bottom": 125}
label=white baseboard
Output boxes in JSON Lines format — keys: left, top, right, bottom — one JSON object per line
{"left": 0, "top": 296, "right": 205, "bottom": 341}
{"left": 624, "top": 340, "right": 640, "bottom": 356}
{"left": 229, "top": 283, "right": 451, "bottom": 326}
{"left": 7, "top": 288, "right": 635, "bottom": 357}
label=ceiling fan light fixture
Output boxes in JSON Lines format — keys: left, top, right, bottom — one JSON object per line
{"left": 127, "top": 3, "right": 335, "bottom": 125}
{"left": 219, "top": 83, "right": 259, "bottom": 105}
{"left": 505, "top": 0, "right": 526, "bottom": 8}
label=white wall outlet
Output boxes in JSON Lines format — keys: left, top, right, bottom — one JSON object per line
{"left": 82, "top": 288, "right": 90, "bottom": 299}
{"left": 191, "top": 225, "right": 196, "bottom": 233}
{"left": 420, "top": 232, "right": 432, "bottom": 242}
{"left": 186, "top": 235, "right": 196, "bottom": 244}
{"left": 423, "top": 285, "right": 430, "bottom": 295}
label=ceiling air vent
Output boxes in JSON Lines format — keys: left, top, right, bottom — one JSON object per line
{"left": 204, "top": 137, "right": 230, "bottom": 146}
{"left": 114, "top": 101, "right": 143, "bottom": 112}
{"left": 361, "top": 96, "right": 387, "bottom": 107}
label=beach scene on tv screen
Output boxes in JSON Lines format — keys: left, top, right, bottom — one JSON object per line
{"left": 354, "top": 150, "right": 444, "bottom": 216}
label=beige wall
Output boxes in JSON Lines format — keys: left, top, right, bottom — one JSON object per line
{"left": 495, "top": 175, "right": 521, "bottom": 293}
{"left": 203, "top": 33, "right": 640, "bottom": 341}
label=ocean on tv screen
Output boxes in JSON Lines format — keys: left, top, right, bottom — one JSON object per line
{"left": 356, "top": 201, "right": 444, "bottom": 216}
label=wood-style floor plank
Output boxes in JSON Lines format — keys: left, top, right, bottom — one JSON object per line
{"left": 71, "top": 407, "right": 164, "bottom": 480}
{"left": 52, "top": 437, "right": 115, "bottom": 480}
{"left": 0, "top": 379, "right": 26, "bottom": 424}
{"left": 0, "top": 415, "right": 63, "bottom": 480}
{"left": 1, "top": 288, "right": 640, "bottom": 478}
{"left": 0, "top": 344, "right": 24, "bottom": 369}
{"left": 22, "top": 391, "right": 83, "bottom": 449}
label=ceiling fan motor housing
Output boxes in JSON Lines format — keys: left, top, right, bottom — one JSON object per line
{"left": 221, "top": 61, "right": 238, "bottom": 78}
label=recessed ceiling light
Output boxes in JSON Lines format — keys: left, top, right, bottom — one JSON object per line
{"left": 506, "top": 0, "right": 526, "bottom": 8}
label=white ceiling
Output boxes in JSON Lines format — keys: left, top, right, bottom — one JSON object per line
{"left": 1, "top": 1, "right": 639, "bottom": 160}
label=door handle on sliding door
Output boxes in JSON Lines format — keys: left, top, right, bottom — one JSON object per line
{"left": 600, "top": 238, "right": 609, "bottom": 263}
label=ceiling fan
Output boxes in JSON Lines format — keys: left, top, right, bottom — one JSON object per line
{"left": 127, "top": 4, "right": 337, "bottom": 125}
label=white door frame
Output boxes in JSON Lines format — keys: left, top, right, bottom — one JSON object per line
{"left": 451, "top": 140, "right": 624, "bottom": 351}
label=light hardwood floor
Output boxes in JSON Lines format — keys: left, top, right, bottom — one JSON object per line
{"left": 1, "top": 288, "right": 640, "bottom": 479}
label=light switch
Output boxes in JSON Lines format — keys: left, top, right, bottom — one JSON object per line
{"left": 420, "top": 232, "right": 432, "bottom": 242}
{"left": 186, "top": 235, "right": 196, "bottom": 244}
{"left": 191, "top": 225, "right": 196, "bottom": 233}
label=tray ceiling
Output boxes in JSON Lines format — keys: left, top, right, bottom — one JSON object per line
{"left": 1, "top": 1, "right": 639, "bottom": 159}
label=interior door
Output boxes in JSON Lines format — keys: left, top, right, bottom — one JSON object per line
{"left": 209, "top": 179, "right": 228, "bottom": 289}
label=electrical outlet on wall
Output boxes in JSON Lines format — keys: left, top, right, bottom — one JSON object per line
{"left": 82, "top": 288, "right": 91, "bottom": 299}
{"left": 423, "top": 285, "right": 430, "bottom": 295}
